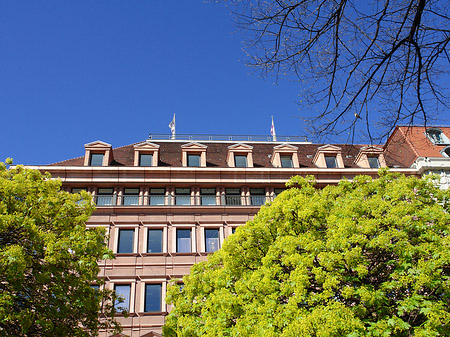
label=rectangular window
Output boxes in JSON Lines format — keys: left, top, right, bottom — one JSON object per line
{"left": 149, "top": 188, "right": 165, "bottom": 205}
{"left": 175, "top": 188, "right": 191, "bottom": 206}
{"left": 200, "top": 188, "right": 216, "bottom": 206}
{"left": 187, "top": 154, "right": 200, "bottom": 167}
{"left": 250, "top": 188, "right": 266, "bottom": 206}
{"left": 234, "top": 155, "right": 248, "bottom": 168}
{"left": 325, "top": 156, "right": 337, "bottom": 168}
{"left": 144, "top": 284, "right": 162, "bottom": 312}
{"left": 139, "top": 153, "right": 153, "bottom": 167}
{"left": 123, "top": 188, "right": 139, "bottom": 206}
{"left": 90, "top": 153, "right": 104, "bottom": 166}
{"left": 71, "top": 187, "right": 87, "bottom": 193}
{"left": 176, "top": 229, "right": 191, "bottom": 253}
{"left": 231, "top": 227, "right": 236, "bottom": 234}
{"left": 280, "top": 155, "right": 293, "bottom": 168}
{"left": 96, "top": 188, "right": 114, "bottom": 206}
{"left": 205, "top": 229, "right": 219, "bottom": 253}
{"left": 117, "top": 229, "right": 134, "bottom": 254}
{"left": 368, "top": 156, "right": 380, "bottom": 168}
{"left": 114, "top": 284, "right": 131, "bottom": 312}
{"left": 147, "top": 229, "right": 163, "bottom": 253}
{"left": 274, "top": 188, "right": 285, "bottom": 198}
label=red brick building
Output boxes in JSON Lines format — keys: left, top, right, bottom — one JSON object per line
{"left": 26, "top": 126, "right": 450, "bottom": 336}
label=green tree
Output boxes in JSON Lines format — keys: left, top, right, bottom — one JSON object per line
{"left": 165, "top": 171, "right": 450, "bottom": 336}
{"left": 0, "top": 161, "right": 120, "bottom": 336}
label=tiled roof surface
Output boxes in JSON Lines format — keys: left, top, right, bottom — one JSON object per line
{"left": 49, "top": 141, "right": 376, "bottom": 168}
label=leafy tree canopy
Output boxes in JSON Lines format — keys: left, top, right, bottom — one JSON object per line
{"left": 0, "top": 161, "right": 120, "bottom": 336}
{"left": 165, "top": 171, "right": 450, "bottom": 336}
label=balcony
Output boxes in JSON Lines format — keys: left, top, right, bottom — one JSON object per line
{"left": 122, "top": 195, "right": 139, "bottom": 206}
{"left": 94, "top": 195, "right": 116, "bottom": 206}
{"left": 225, "top": 195, "right": 242, "bottom": 206}
{"left": 250, "top": 195, "right": 266, "bottom": 206}
{"left": 199, "top": 195, "right": 216, "bottom": 206}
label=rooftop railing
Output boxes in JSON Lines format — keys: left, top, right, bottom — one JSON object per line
{"left": 148, "top": 133, "right": 308, "bottom": 142}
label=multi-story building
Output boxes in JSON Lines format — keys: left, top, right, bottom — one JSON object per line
{"left": 27, "top": 126, "right": 450, "bottom": 336}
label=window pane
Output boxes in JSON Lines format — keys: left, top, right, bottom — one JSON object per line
{"left": 280, "top": 155, "right": 293, "bottom": 168}
{"left": 368, "top": 157, "right": 380, "bottom": 168}
{"left": 235, "top": 155, "right": 247, "bottom": 167}
{"left": 149, "top": 188, "right": 165, "bottom": 205}
{"left": 118, "top": 229, "right": 134, "bottom": 253}
{"left": 325, "top": 156, "right": 337, "bottom": 168}
{"left": 139, "top": 153, "right": 153, "bottom": 167}
{"left": 205, "top": 229, "right": 219, "bottom": 252}
{"left": 90, "top": 153, "right": 104, "bottom": 166}
{"left": 123, "top": 188, "right": 139, "bottom": 205}
{"left": 231, "top": 227, "right": 236, "bottom": 234}
{"left": 250, "top": 188, "right": 266, "bottom": 206}
{"left": 71, "top": 188, "right": 86, "bottom": 193}
{"left": 187, "top": 154, "right": 200, "bottom": 167}
{"left": 96, "top": 188, "right": 114, "bottom": 206}
{"left": 177, "top": 229, "right": 191, "bottom": 253}
{"left": 147, "top": 229, "right": 163, "bottom": 253}
{"left": 201, "top": 188, "right": 216, "bottom": 205}
{"left": 144, "top": 284, "right": 161, "bottom": 312}
{"left": 114, "top": 284, "right": 131, "bottom": 311}
{"left": 175, "top": 188, "right": 191, "bottom": 205}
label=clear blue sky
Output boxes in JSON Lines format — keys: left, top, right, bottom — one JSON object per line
{"left": 1, "top": 1, "right": 448, "bottom": 165}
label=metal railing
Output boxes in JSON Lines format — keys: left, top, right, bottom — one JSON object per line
{"left": 93, "top": 194, "right": 271, "bottom": 207}
{"left": 148, "top": 133, "right": 308, "bottom": 142}
{"left": 225, "top": 195, "right": 242, "bottom": 206}
{"left": 250, "top": 195, "right": 266, "bottom": 206}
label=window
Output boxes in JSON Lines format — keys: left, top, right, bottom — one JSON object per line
{"left": 96, "top": 188, "right": 114, "bottom": 206}
{"left": 139, "top": 153, "right": 153, "bottom": 167}
{"left": 114, "top": 284, "right": 131, "bottom": 312}
{"left": 147, "top": 229, "right": 163, "bottom": 253}
{"left": 90, "top": 153, "right": 104, "bottom": 166}
{"left": 149, "top": 188, "right": 165, "bottom": 205}
{"left": 205, "top": 229, "right": 219, "bottom": 252}
{"left": 325, "top": 156, "right": 337, "bottom": 168}
{"left": 250, "top": 188, "right": 266, "bottom": 206}
{"left": 175, "top": 188, "right": 191, "bottom": 205}
{"left": 234, "top": 155, "right": 248, "bottom": 168}
{"left": 231, "top": 227, "right": 236, "bottom": 234}
{"left": 117, "top": 229, "right": 134, "bottom": 254}
{"left": 367, "top": 156, "right": 380, "bottom": 168}
{"left": 443, "top": 146, "right": 450, "bottom": 157}
{"left": 71, "top": 187, "right": 86, "bottom": 193}
{"left": 200, "top": 188, "right": 216, "bottom": 205}
{"left": 426, "top": 128, "right": 450, "bottom": 145}
{"left": 187, "top": 154, "right": 200, "bottom": 167}
{"left": 280, "top": 155, "right": 293, "bottom": 168}
{"left": 274, "top": 188, "right": 285, "bottom": 198}
{"left": 176, "top": 229, "right": 191, "bottom": 253}
{"left": 123, "top": 188, "right": 139, "bottom": 205}
{"left": 225, "top": 188, "right": 241, "bottom": 205}
{"left": 144, "top": 284, "right": 162, "bottom": 312}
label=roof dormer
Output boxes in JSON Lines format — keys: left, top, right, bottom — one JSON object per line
{"left": 227, "top": 143, "right": 253, "bottom": 168}
{"left": 181, "top": 142, "right": 208, "bottom": 167}
{"left": 271, "top": 143, "right": 299, "bottom": 168}
{"left": 84, "top": 141, "right": 113, "bottom": 166}
{"left": 425, "top": 128, "right": 450, "bottom": 145}
{"left": 313, "top": 144, "right": 344, "bottom": 168}
{"left": 354, "top": 146, "right": 386, "bottom": 168}
{"left": 133, "top": 141, "right": 160, "bottom": 167}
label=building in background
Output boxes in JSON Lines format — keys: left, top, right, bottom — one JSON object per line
{"left": 26, "top": 126, "right": 450, "bottom": 337}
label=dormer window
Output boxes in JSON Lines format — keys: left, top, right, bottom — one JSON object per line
{"left": 181, "top": 143, "right": 207, "bottom": 167}
{"left": 187, "top": 154, "right": 201, "bottom": 167}
{"left": 84, "top": 141, "right": 113, "bottom": 167}
{"left": 325, "top": 156, "right": 337, "bottom": 168}
{"left": 271, "top": 144, "right": 299, "bottom": 168}
{"left": 354, "top": 146, "right": 386, "bottom": 169}
{"left": 133, "top": 141, "right": 160, "bottom": 167}
{"left": 426, "top": 128, "right": 450, "bottom": 145}
{"left": 441, "top": 146, "right": 450, "bottom": 158}
{"left": 235, "top": 155, "right": 248, "bottom": 168}
{"left": 367, "top": 156, "right": 380, "bottom": 168}
{"left": 90, "top": 153, "right": 104, "bottom": 166}
{"left": 227, "top": 144, "right": 254, "bottom": 168}
{"left": 313, "top": 145, "right": 344, "bottom": 168}
{"left": 280, "top": 155, "right": 293, "bottom": 168}
{"left": 139, "top": 153, "right": 153, "bottom": 167}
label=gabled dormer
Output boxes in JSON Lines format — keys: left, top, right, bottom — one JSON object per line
{"left": 313, "top": 144, "right": 344, "bottom": 168}
{"left": 181, "top": 142, "right": 207, "bottom": 167}
{"left": 133, "top": 141, "right": 160, "bottom": 167}
{"left": 271, "top": 143, "right": 299, "bottom": 168}
{"left": 227, "top": 143, "right": 253, "bottom": 168}
{"left": 354, "top": 146, "right": 386, "bottom": 168}
{"left": 84, "top": 141, "right": 113, "bottom": 166}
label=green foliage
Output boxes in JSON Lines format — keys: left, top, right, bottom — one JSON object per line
{"left": 165, "top": 171, "right": 450, "bottom": 336}
{"left": 0, "top": 163, "right": 120, "bottom": 336}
